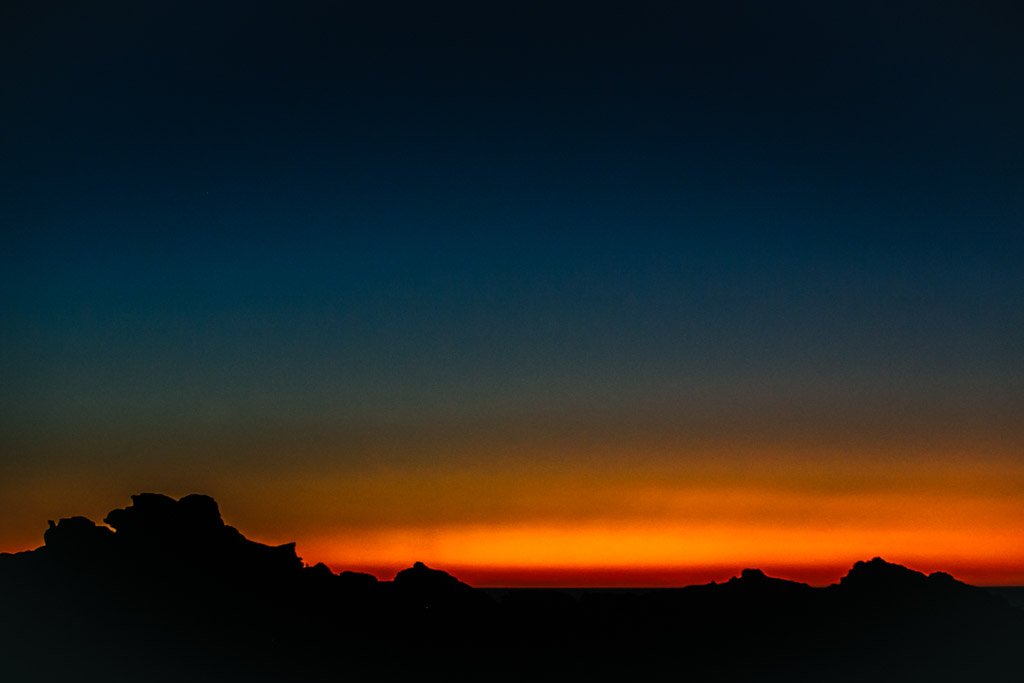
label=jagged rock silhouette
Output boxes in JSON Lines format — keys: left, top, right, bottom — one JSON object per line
{"left": 841, "top": 556, "right": 932, "bottom": 589}
{"left": 394, "top": 560, "right": 473, "bottom": 600}
{"left": 98, "top": 492, "right": 303, "bottom": 579}
{"left": 1, "top": 493, "right": 1021, "bottom": 683}
{"left": 44, "top": 516, "right": 115, "bottom": 559}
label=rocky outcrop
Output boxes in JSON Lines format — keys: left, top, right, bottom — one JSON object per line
{"left": 100, "top": 492, "right": 303, "bottom": 579}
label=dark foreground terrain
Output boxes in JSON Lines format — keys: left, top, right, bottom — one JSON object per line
{"left": 2, "top": 493, "right": 1021, "bottom": 682}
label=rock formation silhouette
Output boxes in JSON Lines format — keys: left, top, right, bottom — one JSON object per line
{"left": 2, "top": 493, "right": 1021, "bottom": 682}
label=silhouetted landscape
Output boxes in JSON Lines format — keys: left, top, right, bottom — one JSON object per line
{"left": 1, "top": 493, "right": 1020, "bottom": 682}
{"left": 6, "top": 2, "right": 1024, "bottom": 680}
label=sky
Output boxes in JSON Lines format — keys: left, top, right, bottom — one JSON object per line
{"left": 2, "top": 1, "right": 1023, "bottom": 585}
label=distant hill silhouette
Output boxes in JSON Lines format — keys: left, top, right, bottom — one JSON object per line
{"left": 1, "top": 493, "right": 1021, "bottom": 682}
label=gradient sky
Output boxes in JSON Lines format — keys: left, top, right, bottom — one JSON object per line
{"left": 2, "top": 1, "right": 1023, "bottom": 585}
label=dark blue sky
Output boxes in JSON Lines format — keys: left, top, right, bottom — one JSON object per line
{"left": 3, "top": 0, "right": 1022, "bottom": 446}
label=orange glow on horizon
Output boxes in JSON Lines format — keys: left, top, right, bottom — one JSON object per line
{"left": 4, "top": 437, "right": 1023, "bottom": 587}
{"left": 298, "top": 515, "right": 1024, "bottom": 585}
{"left": 284, "top": 456, "right": 1024, "bottom": 587}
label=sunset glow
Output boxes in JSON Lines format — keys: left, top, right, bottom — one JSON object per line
{"left": 3, "top": 2, "right": 1022, "bottom": 594}
{"left": 4, "top": 431, "right": 1022, "bottom": 586}
{"left": 295, "top": 458, "right": 1024, "bottom": 585}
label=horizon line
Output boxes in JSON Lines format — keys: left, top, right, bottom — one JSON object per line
{"left": 325, "top": 561, "right": 1024, "bottom": 589}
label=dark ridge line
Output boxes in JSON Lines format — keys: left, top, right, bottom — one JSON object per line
{"left": 3, "top": 492, "right": 1021, "bottom": 682}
